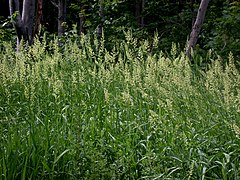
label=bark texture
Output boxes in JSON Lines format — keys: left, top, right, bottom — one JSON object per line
{"left": 33, "top": 0, "right": 43, "bottom": 37}
{"left": 186, "top": 0, "right": 210, "bottom": 59}
{"left": 58, "top": 0, "right": 67, "bottom": 36}
{"left": 9, "top": 0, "right": 41, "bottom": 50}
{"left": 22, "top": 0, "right": 36, "bottom": 44}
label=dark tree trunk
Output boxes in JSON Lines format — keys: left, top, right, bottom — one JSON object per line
{"left": 97, "top": 0, "right": 104, "bottom": 37}
{"left": 58, "top": 0, "right": 67, "bottom": 36}
{"left": 79, "top": 5, "right": 85, "bottom": 34}
{"left": 135, "top": 0, "right": 141, "bottom": 26}
{"left": 9, "top": 0, "right": 38, "bottom": 50}
{"left": 135, "top": 0, "right": 145, "bottom": 28}
{"left": 33, "top": 0, "right": 43, "bottom": 37}
{"left": 186, "top": 0, "right": 210, "bottom": 60}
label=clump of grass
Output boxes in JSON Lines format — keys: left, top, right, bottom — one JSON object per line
{"left": 0, "top": 32, "right": 240, "bottom": 179}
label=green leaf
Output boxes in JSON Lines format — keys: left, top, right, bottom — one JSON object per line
{"left": 53, "top": 149, "right": 71, "bottom": 164}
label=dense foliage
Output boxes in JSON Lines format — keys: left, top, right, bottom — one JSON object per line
{"left": 203, "top": 1, "right": 240, "bottom": 60}
{"left": 0, "top": 0, "right": 240, "bottom": 179}
{"left": 0, "top": 34, "right": 240, "bottom": 179}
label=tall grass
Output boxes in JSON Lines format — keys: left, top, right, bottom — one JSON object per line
{"left": 0, "top": 32, "right": 240, "bottom": 179}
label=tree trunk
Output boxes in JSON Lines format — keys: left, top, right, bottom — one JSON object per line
{"left": 135, "top": 0, "right": 144, "bottom": 28}
{"left": 135, "top": 0, "right": 141, "bottom": 26}
{"left": 33, "top": 0, "right": 43, "bottom": 37}
{"left": 9, "top": 0, "right": 38, "bottom": 50}
{"left": 79, "top": 5, "right": 85, "bottom": 34}
{"left": 97, "top": 0, "right": 104, "bottom": 37}
{"left": 22, "top": 0, "right": 36, "bottom": 44}
{"left": 58, "top": 0, "right": 67, "bottom": 36}
{"left": 186, "top": 0, "right": 210, "bottom": 59}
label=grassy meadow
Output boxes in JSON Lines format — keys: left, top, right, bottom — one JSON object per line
{"left": 0, "top": 33, "right": 240, "bottom": 179}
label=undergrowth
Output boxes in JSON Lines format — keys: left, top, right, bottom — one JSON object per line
{"left": 0, "top": 32, "right": 240, "bottom": 179}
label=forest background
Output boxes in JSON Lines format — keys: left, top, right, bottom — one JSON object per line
{"left": 0, "top": 0, "right": 240, "bottom": 62}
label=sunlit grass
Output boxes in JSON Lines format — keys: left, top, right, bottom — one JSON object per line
{"left": 0, "top": 33, "right": 240, "bottom": 179}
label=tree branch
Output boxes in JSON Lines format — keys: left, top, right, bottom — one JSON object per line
{"left": 51, "top": 0, "right": 59, "bottom": 8}
{"left": 186, "top": 0, "right": 210, "bottom": 60}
